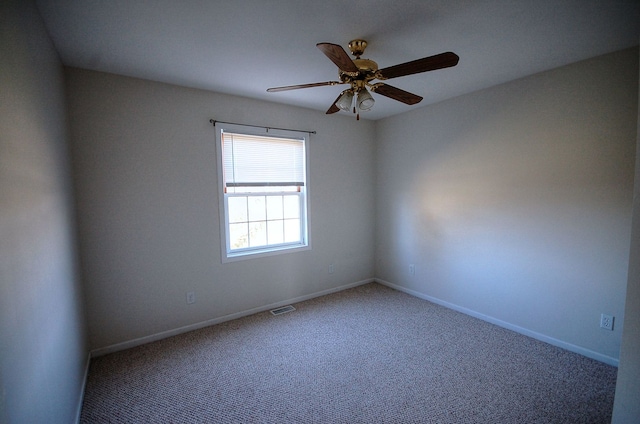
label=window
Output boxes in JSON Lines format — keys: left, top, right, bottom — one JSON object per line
{"left": 215, "top": 123, "right": 310, "bottom": 261}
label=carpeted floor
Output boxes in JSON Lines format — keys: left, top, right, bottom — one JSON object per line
{"left": 80, "top": 283, "right": 617, "bottom": 423}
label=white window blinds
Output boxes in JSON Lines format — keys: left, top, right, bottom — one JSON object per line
{"left": 222, "top": 131, "right": 305, "bottom": 188}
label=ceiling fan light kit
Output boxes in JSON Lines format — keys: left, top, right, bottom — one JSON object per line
{"left": 357, "top": 88, "right": 375, "bottom": 111}
{"left": 336, "top": 90, "right": 354, "bottom": 112}
{"left": 267, "top": 39, "right": 459, "bottom": 119}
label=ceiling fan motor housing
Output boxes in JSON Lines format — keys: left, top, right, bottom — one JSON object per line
{"left": 354, "top": 58, "right": 378, "bottom": 73}
{"left": 339, "top": 57, "right": 379, "bottom": 86}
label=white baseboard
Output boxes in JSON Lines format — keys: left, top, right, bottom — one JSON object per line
{"left": 375, "top": 278, "right": 619, "bottom": 367}
{"left": 90, "top": 278, "right": 374, "bottom": 358}
{"left": 88, "top": 275, "right": 617, "bottom": 366}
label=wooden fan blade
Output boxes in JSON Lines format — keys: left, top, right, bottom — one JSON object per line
{"left": 378, "top": 52, "right": 459, "bottom": 80}
{"left": 326, "top": 93, "right": 342, "bottom": 114}
{"left": 326, "top": 103, "right": 340, "bottom": 114}
{"left": 267, "top": 81, "right": 342, "bottom": 92}
{"left": 316, "top": 43, "right": 359, "bottom": 74}
{"left": 371, "top": 83, "right": 423, "bottom": 105}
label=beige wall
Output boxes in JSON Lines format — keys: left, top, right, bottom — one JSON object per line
{"left": 0, "top": 1, "right": 87, "bottom": 422}
{"left": 612, "top": 44, "right": 640, "bottom": 424}
{"left": 375, "top": 48, "right": 638, "bottom": 365}
{"left": 65, "top": 68, "right": 376, "bottom": 352}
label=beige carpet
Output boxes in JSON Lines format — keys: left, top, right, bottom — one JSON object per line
{"left": 80, "top": 283, "right": 617, "bottom": 423}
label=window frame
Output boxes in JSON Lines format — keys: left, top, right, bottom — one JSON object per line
{"left": 215, "top": 123, "right": 311, "bottom": 262}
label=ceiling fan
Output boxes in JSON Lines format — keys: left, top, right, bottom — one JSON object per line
{"left": 267, "top": 39, "right": 459, "bottom": 119}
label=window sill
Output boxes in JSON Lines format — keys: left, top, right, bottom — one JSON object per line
{"left": 222, "top": 243, "right": 311, "bottom": 263}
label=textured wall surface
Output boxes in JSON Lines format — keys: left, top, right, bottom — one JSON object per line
{"left": 65, "top": 68, "right": 376, "bottom": 352}
{"left": 0, "top": 1, "right": 87, "bottom": 422}
{"left": 375, "top": 48, "right": 638, "bottom": 364}
{"left": 612, "top": 45, "right": 640, "bottom": 424}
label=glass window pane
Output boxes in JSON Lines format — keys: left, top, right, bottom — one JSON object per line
{"left": 284, "top": 218, "right": 300, "bottom": 243}
{"left": 228, "top": 196, "right": 248, "bottom": 224}
{"left": 283, "top": 195, "right": 300, "bottom": 219}
{"left": 248, "top": 196, "right": 266, "bottom": 221}
{"left": 266, "top": 195, "right": 284, "bottom": 220}
{"left": 229, "top": 223, "right": 249, "bottom": 250}
{"left": 267, "top": 220, "right": 284, "bottom": 245}
{"left": 249, "top": 221, "right": 267, "bottom": 247}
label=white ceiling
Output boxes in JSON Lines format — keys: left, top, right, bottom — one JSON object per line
{"left": 36, "top": 0, "right": 639, "bottom": 120}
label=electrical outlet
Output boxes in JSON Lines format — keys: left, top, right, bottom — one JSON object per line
{"left": 600, "top": 313, "right": 614, "bottom": 331}
{"left": 186, "top": 291, "right": 196, "bottom": 305}
{"left": 328, "top": 264, "right": 335, "bottom": 274}
{"left": 409, "top": 264, "right": 415, "bottom": 276}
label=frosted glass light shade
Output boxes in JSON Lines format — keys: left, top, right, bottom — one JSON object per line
{"left": 357, "top": 88, "right": 375, "bottom": 110}
{"left": 336, "top": 90, "right": 354, "bottom": 111}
